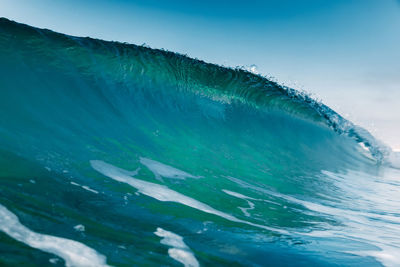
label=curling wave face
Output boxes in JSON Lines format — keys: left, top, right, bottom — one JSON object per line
{"left": 0, "top": 18, "right": 399, "bottom": 266}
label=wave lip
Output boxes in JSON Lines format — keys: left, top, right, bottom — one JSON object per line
{"left": 0, "top": 17, "right": 389, "bottom": 162}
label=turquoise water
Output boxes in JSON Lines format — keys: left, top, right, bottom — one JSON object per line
{"left": 0, "top": 18, "right": 400, "bottom": 267}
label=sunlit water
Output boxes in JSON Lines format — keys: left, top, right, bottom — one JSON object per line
{"left": 1, "top": 18, "right": 399, "bottom": 267}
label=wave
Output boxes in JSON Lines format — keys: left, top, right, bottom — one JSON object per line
{"left": 0, "top": 18, "right": 389, "bottom": 161}
{"left": 1, "top": 17, "right": 399, "bottom": 267}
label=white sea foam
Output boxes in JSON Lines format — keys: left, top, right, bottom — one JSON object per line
{"left": 222, "top": 189, "right": 257, "bottom": 201}
{"left": 90, "top": 160, "right": 287, "bottom": 234}
{"left": 387, "top": 151, "right": 400, "bottom": 169}
{"left": 73, "top": 224, "right": 85, "bottom": 232}
{"left": 0, "top": 204, "right": 110, "bottom": 267}
{"left": 346, "top": 246, "right": 400, "bottom": 267}
{"left": 245, "top": 64, "right": 259, "bottom": 74}
{"left": 140, "top": 157, "right": 200, "bottom": 180}
{"left": 154, "top": 227, "right": 199, "bottom": 267}
{"left": 222, "top": 189, "right": 256, "bottom": 217}
{"left": 49, "top": 258, "right": 61, "bottom": 264}
{"left": 70, "top": 181, "right": 99, "bottom": 194}
{"left": 227, "top": 174, "right": 400, "bottom": 267}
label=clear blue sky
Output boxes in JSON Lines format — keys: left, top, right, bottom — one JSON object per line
{"left": 1, "top": 0, "right": 399, "bottom": 149}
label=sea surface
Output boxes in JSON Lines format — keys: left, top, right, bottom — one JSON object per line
{"left": 1, "top": 18, "right": 400, "bottom": 267}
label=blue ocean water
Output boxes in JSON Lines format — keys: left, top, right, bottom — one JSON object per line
{"left": 0, "top": 18, "right": 400, "bottom": 267}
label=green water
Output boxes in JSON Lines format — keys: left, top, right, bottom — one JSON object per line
{"left": 0, "top": 18, "right": 399, "bottom": 267}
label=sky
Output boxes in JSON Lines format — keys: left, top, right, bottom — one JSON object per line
{"left": 1, "top": 0, "right": 399, "bottom": 149}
